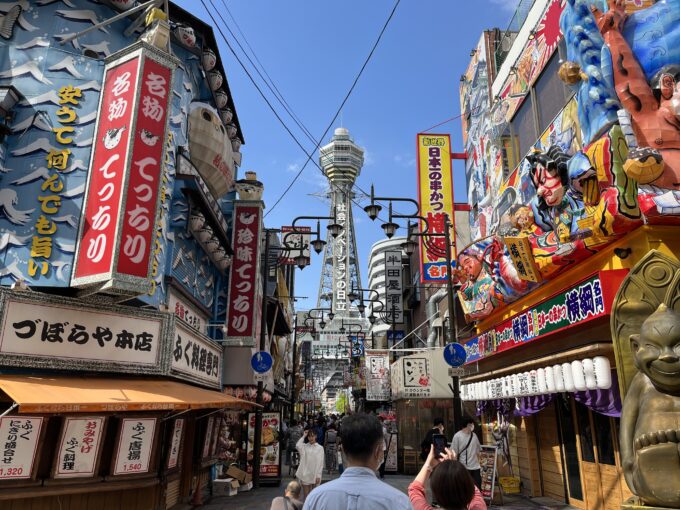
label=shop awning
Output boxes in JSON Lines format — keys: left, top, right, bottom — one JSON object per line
{"left": 0, "top": 375, "right": 261, "bottom": 414}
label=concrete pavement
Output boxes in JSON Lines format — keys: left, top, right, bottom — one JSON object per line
{"left": 186, "top": 470, "right": 579, "bottom": 510}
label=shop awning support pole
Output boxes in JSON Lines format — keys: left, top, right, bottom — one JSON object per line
{"left": 445, "top": 217, "right": 463, "bottom": 431}
{"left": 253, "top": 228, "right": 272, "bottom": 489}
{"left": 161, "top": 407, "right": 193, "bottom": 422}
{"left": 289, "top": 314, "right": 298, "bottom": 421}
{"left": 0, "top": 403, "right": 18, "bottom": 418}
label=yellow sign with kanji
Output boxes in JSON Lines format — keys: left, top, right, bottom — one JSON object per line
{"left": 503, "top": 235, "right": 542, "bottom": 283}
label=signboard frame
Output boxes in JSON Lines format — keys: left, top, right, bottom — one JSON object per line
{"left": 480, "top": 445, "right": 499, "bottom": 502}
{"left": 52, "top": 416, "right": 107, "bottom": 480}
{"left": 280, "top": 226, "right": 311, "bottom": 265}
{"left": 0, "top": 416, "right": 45, "bottom": 483}
{"left": 246, "top": 411, "right": 281, "bottom": 481}
{"left": 110, "top": 416, "right": 158, "bottom": 479}
{"left": 165, "top": 418, "right": 184, "bottom": 472}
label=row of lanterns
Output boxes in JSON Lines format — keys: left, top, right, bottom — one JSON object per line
{"left": 461, "top": 357, "right": 612, "bottom": 401}
{"left": 189, "top": 210, "right": 232, "bottom": 273}
{"left": 224, "top": 386, "right": 272, "bottom": 404}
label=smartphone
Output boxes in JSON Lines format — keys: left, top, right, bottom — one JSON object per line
{"left": 432, "top": 433, "right": 447, "bottom": 458}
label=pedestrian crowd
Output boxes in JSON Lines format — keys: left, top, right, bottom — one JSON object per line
{"left": 271, "top": 412, "right": 486, "bottom": 510}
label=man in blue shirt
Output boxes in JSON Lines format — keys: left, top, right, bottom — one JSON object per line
{"left": 303, "top": 414, "right": 411, "bottom": 510}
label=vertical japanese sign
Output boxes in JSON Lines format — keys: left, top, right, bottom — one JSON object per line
{"left": 0, "top": 417, "right": 43, "bottom": 480}
{"left": 201, "top": 416, "right": 215, "bottom": 459}
{"left": 72, "top": 44, "right": 175, "bottom": 294}
{"left": 384, "top": 250, "right": 403, "bottom": 323}
{"left": 280, "top": 226, "right": 311, "bottom": 265}
{"left": 349, "top": 333, "right": 365, "bottom": 358}
{"left": 54, "top": 417, "right": 104, "bottom": 479}
{"left": 246, "top": 412, "right": 281, "bottom": 477}
{"left": 365, "top": 349, "right": 390, "bottom": 401}
{"left": 416, "top": 134, "right": 454, "bottom": 283}
{"left": 332, "top": 193, "right": 350, "bottom": 314}
{"left": 225, "top": 203, "right": 262, "bottom": 345}
{"left": 113, "top": 418, "right": 156, "bottom": 475}
{"left": 166, "top": 419, "right": 184, "bottom": 470}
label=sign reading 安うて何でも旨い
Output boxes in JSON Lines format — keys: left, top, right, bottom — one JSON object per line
{"left": 0, "top": 288, "right": 222, "bottom": 389}
{"left": 463, "top": 271, "right": 628, "bottom": 364}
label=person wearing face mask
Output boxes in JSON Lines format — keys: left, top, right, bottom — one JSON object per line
{"left": 450, "top": 416, "right": 482, "bottom": 489}
{"left": 302, "top": 413, "right": 411, "bottom": 510}
{"left": 420, "top": 417, "right": 445, "bottom": 461}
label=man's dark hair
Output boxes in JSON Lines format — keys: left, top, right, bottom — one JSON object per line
{"left": 433, "top": 417, "right": 444, "bottom": 427}
{"left": 430, "top": 460, "right": 475, "bottom": 510}
{"left": 290, "top": 419, "right": 298, "bottom": 427}
{"left": 305, "top": 425, "right": 316, "bottom": 436}
{"left": 338, "top": 413, "right": 383, "bottom": 461}
{"left": 461, "top": 415, "right": 475, "bottom": 428}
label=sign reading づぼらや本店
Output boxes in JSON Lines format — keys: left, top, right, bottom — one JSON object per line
{"left": 54, "top": 417, "right": 105, "bottom": 479}
{"left": 417, "top": 134, "right": 455, "bottom": 283}
{"left": 71, "top": 42, "right": 177, "bottom": 296}
{"left": 169, "top": 317, "right": 222, "bottom": 388}
{"left": 225, "top": 203, "right": 263, "bottom": 346}
{"left": 0, "top": 416, "right": 43, "bottom": 480}
{"left": 113, "top": 418, "right": 157, "bottom": 476}
{"left": 463, "top": 271, "right": 627, "bottom": 364}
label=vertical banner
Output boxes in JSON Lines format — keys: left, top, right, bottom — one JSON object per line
{"left": 332, "top": 192, "right": 350, "bottom": 314}
{"left": 349, "top": 333, "right": 365, "bottom": 357}
{"left": 166, "top": 418, "right": 184, "bottom": 470}
{"left": 384, "top": 250, "right": 403, "bottom": 323}
{"left": 365, "top": 349, "right": 390, "bottom": 401}
{"left": 246, "top": 412, "right": 281, "bottom": 477}
{"left": 280, "top": 226, "right": 311, "bottom": 265}
{"left": 416, "top": 134, "right": 454, "bottom": 283}
{"left": 113, "top": 418, "right": 157, "bottom": 476}
{"left": 54, "top": 417, "right": 105, "bottom": 479}
{"left": 72, "top": 43, "right": 176, "bottom": 295}
{"left": 0, "top": 416, "right": 43, "bottom": 480}
{"left": 225, "top": 203, "right": 262, "bottom": 346}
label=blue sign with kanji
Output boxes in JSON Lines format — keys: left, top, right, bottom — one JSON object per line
{"left": 251, "top": 351, "right": 273, "bottom": 373}
{"left": 443, "top": 343, "right": 467, "bottom": 367}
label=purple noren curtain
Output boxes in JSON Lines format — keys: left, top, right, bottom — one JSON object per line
{"left": 573, "top": 373, "right": 622, "bottom": 417}
{"left": 514, "top": 394, "right": 554, "bottom": 416}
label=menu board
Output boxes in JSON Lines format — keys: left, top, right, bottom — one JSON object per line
{"left": 0, "top": 416, "right": 43, "bottom": 480}
{"left": 246, "top": 412, "right": 280, "bottom": 477}
{"left": 166, "top": 419, "right": 184, "bottom": 470}
{"left": 54, "top": 417, "right": 105, "bottom": 478}
{"left": 480, "top": 445, "right": 498, "bottom": 501}
{"left": 113, "top": 418, "right": 156, "bottom": 476}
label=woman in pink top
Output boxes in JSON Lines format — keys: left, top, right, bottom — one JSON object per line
{"left": 408, "top": 444, "right": 486, "bottom": 510}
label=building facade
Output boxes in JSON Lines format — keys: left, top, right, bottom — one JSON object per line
{"left": 457, "top": 0, "right": 680, "bottom": 507}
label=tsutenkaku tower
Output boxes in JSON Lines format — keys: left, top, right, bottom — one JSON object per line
{"left": 317, "top": 127, "right": 364, "bottom": 316}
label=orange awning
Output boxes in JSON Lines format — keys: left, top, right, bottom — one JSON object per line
{"left": 0, "top": 375, "right": 260, "bottom": 414}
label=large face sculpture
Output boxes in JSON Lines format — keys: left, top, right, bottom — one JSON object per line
{"left": 459, "top": 252, "right": 483, "bottom": 282}
{"left": 630, "top": 304, "right": 680, "bottom": 395}
{"left": 532, "top": 162, "right": 565, "bottom": 207}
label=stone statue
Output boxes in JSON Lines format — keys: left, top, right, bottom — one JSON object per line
{"left": 613, "top": 250, "right": 680, "bottom": 508}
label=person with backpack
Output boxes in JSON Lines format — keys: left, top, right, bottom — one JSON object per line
{"left": 450, "top": 416, "right": 482, "bottom": 489}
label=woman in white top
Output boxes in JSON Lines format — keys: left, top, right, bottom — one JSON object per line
{"left": 296, "top": 427, "right": 325, "bottom": 501}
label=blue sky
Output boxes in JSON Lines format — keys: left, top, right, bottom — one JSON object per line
{"left": 176, "top": 0, "right": 520, "bottom": 310}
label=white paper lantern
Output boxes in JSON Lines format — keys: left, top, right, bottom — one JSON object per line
{"left": 208, "top": 70, "right": 223, "bottom": 91}
{"left": 583, "top": 358, "right": 597, "bottom": 390}
{"left": 529, "top": 370, "right": 540, "bottom": 395}
{"left": 517, "top": 372, "right": 529, "bottom": 396}
{"left": 571, "top": 360, "right": 587, "bottom": 391}
{"left": 512, "top": 373, "right": 520, "bottom": 397}
{"left": 562, "top": 362, "right": 575, "bottom": 392}
{"left": 502, "top": 376, "right": 511, "bottom": 398}
{"left": 593, "top": 357, "right": 612, "bottom": 389}
{"left": 544, "top": 365, "right": 556, "bottom": 393}
{"left": 537, "top": 368, "right": 547, "bottom": 394}
{"left": 553, "top": 364, "right": 565, "bottom": 392}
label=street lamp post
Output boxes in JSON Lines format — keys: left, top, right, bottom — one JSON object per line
{"left": 364, "top": 186, "right": 463, "bottom": 431}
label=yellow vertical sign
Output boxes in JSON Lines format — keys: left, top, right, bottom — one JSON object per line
{"left": 416, "top": 133, "right": 454, "bottom": 283}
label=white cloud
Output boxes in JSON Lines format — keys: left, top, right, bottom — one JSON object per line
{"left": 393, "top": 153, "right": 416, "bottom": 168}
{"left": 286, "top": 162, "right": 300, "bottom": 173}
{"left": 488, "top": 0, "right": 522, "bottom": 13}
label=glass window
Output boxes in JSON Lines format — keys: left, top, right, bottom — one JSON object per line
{"left": 557, "top": 395, "right": 583, "bottom": 501}
{"left": 592, "top": 412, "right": 616, "bottom": 465}
{"left": 575, "top": 402, "right": 595, "bottom": 463}
{"left": 534, "top": 54, "right": 571, "bottom": 133}
{"left": 510, "top": 94, "right": 536, "bottom": 158}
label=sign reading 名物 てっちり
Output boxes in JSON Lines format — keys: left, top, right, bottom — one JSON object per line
{"left": 225, "top": 203, "right": 262, "bottom": 346}
{"left": 113, "top": 418, "right": 157, "bottom": 476}
{"left": 463, "top": 273, "right": 623, "bottom": 363}
{"left": 168, "top": 289, "right": 209, "bottom": 334}
{"left": 166, "top": 419, "right": 184, "bottom": 470}
{"left": 417, "top": 134, "right": 455, "bottom": 283}
{"left": 72, "top": 44, "right": 175, "bottom": 294}
{"left": 365, "top": 350, "right": 390, "bottom": 401}
{"left": 170, "top": 318, "right": 222, "bottom": 388}
{"left": 54, "top": 417, "right": 105, "bottom": 479}
{"left": 0, "top": 417, "right": 43, "bottom": 480}
{"left": 0, "top": 290, "right": 163, "bottom": 371}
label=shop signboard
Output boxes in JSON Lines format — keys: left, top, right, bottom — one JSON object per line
{"left": 54, "top": 417, "right": 105, "bottom": 479}
{"left": 168, "top": 289, "right": 209, "bottom": 334}
{"left": 349, "top": 334, "right": 365, "bottom": 358}
{"left": 72, "top": 44, "right": 175, "bottom": 295}
{"left": 385, "top": 432, "right": 398, "bottom": 472}
{"left": 225, "top": 203, "right": 263, "bottom": 347}
{"left": 365, "top": 349, "right": 390, "bottom": 401}
{"left": 246, "top": 412, "right": 280, "bottom": 477}
{"left": 463, "top": 272, "right": 625, "bottom": 364}
{"left": 170, "top": 317, "right": 222, "bottom": 388}
{"left": 417, "top": 133, "right": 455, "bottom": 283}
{"left": 384, "top": 250, "right": 404, "bottom": 323}
{"left": 166, "top": 419, "right": 184, "bottom": 470}
{"left": 332, "top": 196, "right": 350, "bottom": 314}
{"left": 479, "top": 445, "right": 498, "bottom": 501}
{"left": 202, "top": 416, "right": 215, "bottom": 459}
{"left": 113, "top": 418, "right": 157, "bottom": 476}
{"left": 0, "top": 416, "right": 43, "bottom": 480}
{"left": 280, "top": 226, "right": 311, "bottom": 265}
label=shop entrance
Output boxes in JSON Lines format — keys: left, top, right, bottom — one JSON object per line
{"left": 556, "top": 396, "right": 631, "bottom": 510}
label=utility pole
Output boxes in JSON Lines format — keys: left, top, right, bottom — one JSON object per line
{"left": 445, "top": 217, "right": 463, "bottom": 431}
{"left": 289, "top": 315, "right": 298, "bottom": 421}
